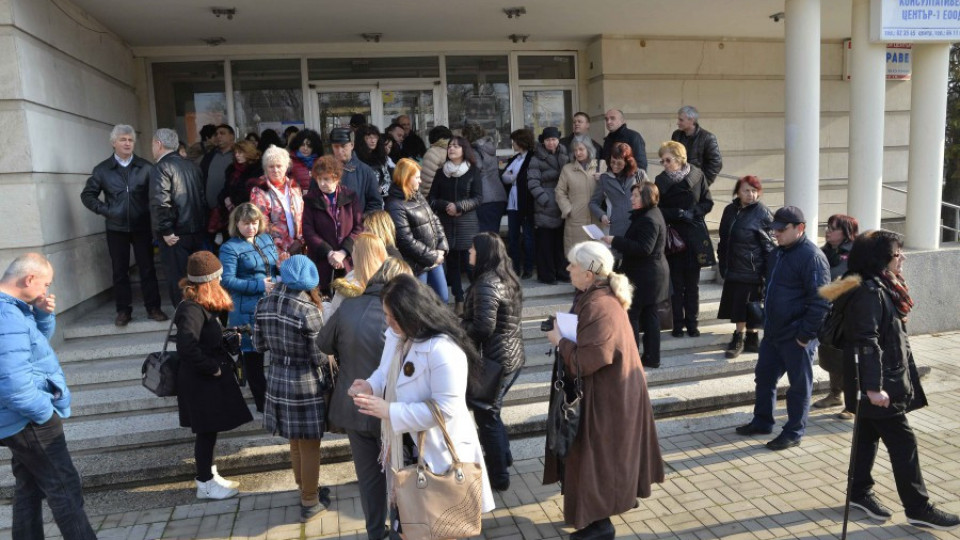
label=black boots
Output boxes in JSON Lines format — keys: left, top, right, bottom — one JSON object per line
{"left": 725, "top": 331, "right": 744, "bottom": 358}
{"left": 744, "top": 331, "right": 760, "bottom": 353}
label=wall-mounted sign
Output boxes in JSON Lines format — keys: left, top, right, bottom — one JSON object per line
{"left": 843, "top": 40, "right": 913, "bottom": 80}
{"left": 871, "top": 0, "right": 960, "bottom": 42}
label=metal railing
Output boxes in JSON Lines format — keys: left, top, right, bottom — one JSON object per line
{"left": 881, "top": 184, "right": 960, "bottom": 242}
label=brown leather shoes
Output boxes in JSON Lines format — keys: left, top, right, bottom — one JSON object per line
{"left": 115, "top": 311, "right": 132, "bottom": 327}
{"left": 147, "top": 308, "right": 170, "bottom": 322}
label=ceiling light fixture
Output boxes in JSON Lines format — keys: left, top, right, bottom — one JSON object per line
{"left": 361, "top": 33, "right": 383, "bottom": 43}
{"left": 509, "top": 34, "right": 529, "bottom": 43}
{"left": 770, "top": 12, "right": 785, "bottom": 22}
{"left": 202, "top": 37, "right": 226, "bottom": 46}
{"left": 211, "top": 7, "right": 237, "bottom": 20}
{"left": 503, "top": 7, "right": 526, "bottom": 19}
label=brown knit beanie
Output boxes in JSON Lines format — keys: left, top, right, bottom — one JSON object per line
{"left": 187, "top": 251, "right": 223, "bottom": 283}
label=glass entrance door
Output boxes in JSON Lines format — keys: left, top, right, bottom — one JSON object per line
{"left": 381, "top": 88, "right": 436, "bottom": 145}
{"left": 314, "top": 83, "right": 440, "bottom": 148}
{"left": 316, "top": 90, "right": 371, "bottom": 145}
{"left": 521, "top": 89, "right": 573, "bottom": 137}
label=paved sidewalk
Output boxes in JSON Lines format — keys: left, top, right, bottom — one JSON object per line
{"left": 7, "top": 331, "right": 960, "bottom": 540}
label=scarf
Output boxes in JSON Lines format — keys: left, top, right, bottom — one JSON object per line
{"left": 665, "top": 163, "right": 691, "bottom": 183}
{"left": 380, "top": 337, "right": 412, "bottom": 504}
{"left": 443, "top": 160, "right": 469, "bottom": 178}
{"left": 878, "top": 270, "right": 914, "bottom": 321}
{"left": 296, "top": 151, "right": 317, "bottom": 171}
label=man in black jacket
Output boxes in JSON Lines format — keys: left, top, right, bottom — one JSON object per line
{"left": 149, "top": 128, "right": 208, "bottom": 305}
{"left": 395, "top": 114, "right": 427, "bottom": 160}
{"left": 559, "top": 112, "right": 603, "bottom": 156}
{"left": 601, "top": 109, "right": 647, "bottom": 171}
{"left": 735, "top": 206, "right": 830, "bottom": 451}
{"left": 671, "top": 106, "right": 723, "bottom": 185}
{"left": 81, "top": 125, "right": 167, "bottom": 326}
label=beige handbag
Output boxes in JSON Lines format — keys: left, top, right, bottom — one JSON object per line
{"left": 393, "top": 400, "right": 484, "bottom": 540}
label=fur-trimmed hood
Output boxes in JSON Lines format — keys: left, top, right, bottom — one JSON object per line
{"left": 819, "top": 274, "right": 862, "bottom": 302}
{"left": 331, "top": 277, "right": 364, "bottom": 299}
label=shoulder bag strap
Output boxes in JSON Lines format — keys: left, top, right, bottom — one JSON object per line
{"left": 161, "top": 301, "right": 184, "bottom": 354}
{"left": 416, "top": 399, "right": 463, "bottom": 468}
{"left": 250, "top": 237, "right": 273, "bottom": 279}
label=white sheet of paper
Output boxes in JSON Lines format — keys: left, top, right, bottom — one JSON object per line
{"left": 582, "top": 224, "right": 605, "bottom": 240}
{"left": 556, "top": 312, "right": 578, "bottom": 343}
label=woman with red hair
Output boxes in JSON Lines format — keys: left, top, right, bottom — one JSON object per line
{"left": 590, "top": 142, "right": 649, "bottom": 241}
{"left": 716, "top": 175, "right": 775, "bottom": 358}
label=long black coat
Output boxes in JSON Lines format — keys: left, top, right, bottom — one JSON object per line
{"left": 462, "top": 272, "right": 525, "bottom": 375}
{"left": 428, "top": 164, "right": 482, "bottom": 251}
{"left": 385, "top": 183, "right": 448, "bottom": 274}
{"left": 527, "top": 143, "right": 569, "bottom": 229}
{"left": 671, "top": 125, "right": 722, "bottom": 184}
{"left": 822, "top": 275, "right": 928, "bottom": 419}
{"left": 716, "top": 200, "right": 775, "bottom": 284}
{"left": 175, "top": 301, "right": 253, "bottom": 434}
{"left": 656, "top": 166, "right": 715, "bottom": 269}
{"left": 612, "top": 207, "right": 670, "bottom": 307}
{"left": 317, "top": 281, "right": 388, "bottom": 434}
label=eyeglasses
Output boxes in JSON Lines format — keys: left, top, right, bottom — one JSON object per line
{"left": 893, "top": 252, "right": 905, "bottom": 259}
{"left": 660, "top": 157, "right": 675, "bottom": 165}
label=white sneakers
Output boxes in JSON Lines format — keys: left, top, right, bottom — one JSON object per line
{"left": 196, "top": 465, "right": 239, "bottom": 500}
{"left": 211, "top": 465, "right": 240, "bottom": 489}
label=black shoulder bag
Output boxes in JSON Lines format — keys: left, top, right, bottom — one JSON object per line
{"left": 141, "top": 303, "right": 183, "bottom": 397}
{"left": 546, "top": 348, "right": 582, "bottom": 460}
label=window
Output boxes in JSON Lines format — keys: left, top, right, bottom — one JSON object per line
{"left": 152, "top": 61, "right": 226, "bottom": 146}
{"left": 518, "top": 55, "right": 576, "bottom": 80}
{"left": 308, "top": 57, "right": 439, "bottom": 80}
{"left": 446, "top": 56, "right": 512, "bottom": 150}
{"left": 231, "top": 59, "right": 304, "bottom": 142}
{"left": 522, "top": 89, "right": 574, "bottom": 138}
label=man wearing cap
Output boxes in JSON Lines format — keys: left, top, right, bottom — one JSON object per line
{"left": 736, "top": 206, "right": 830, "bottom": 450}
{"left": 0, "top": 253, "right": 98, "bottom": 539}
{"left": 329, "top": 127, "right": 383, "bottom": 213}
{"left": 600, "top": 108, "right": 647, "bottom": 171}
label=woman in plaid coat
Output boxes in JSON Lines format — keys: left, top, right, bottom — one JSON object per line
{"left": 253, "top": 254, "right": 331, "bottom": 523}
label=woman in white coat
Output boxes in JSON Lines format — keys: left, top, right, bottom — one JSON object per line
{"left": 350, "top": 273, "right": 495, "bottom": 535}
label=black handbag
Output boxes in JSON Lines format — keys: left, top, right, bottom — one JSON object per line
{"left": 546, "top": 348, "right": 582, "bottom": 460}
{"left": 665, "top": 225, "right": 686, "bottom": 255}
{"left": 467, "top": 357, "right": 505, "bottom": 407}
{"left": 141, "top": 303, "right": 182, "bottom": 397}
{"left": 746, "top": 301, "right": 765, "bottom": 328}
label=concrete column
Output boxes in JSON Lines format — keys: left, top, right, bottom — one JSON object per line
{"left": 905, "top": 44, "right": 951, "bottom": 250}
{"left": 847, "top": 0, "right": 886, "bottom": 230}
{"left": 784, "top": 0, "right": 821, "bottom": 228}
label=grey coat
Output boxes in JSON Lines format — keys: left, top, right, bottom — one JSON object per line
{"left": 527, "top": 143, "right": 569, "bottom": 229}
{"left": 473, "top": 136, "right": 507, "bottom": 204}
{"left": 590, "top": 170, "right": 648, "bottom": 238}
{"left": 316, "top": 282, "right": 388, "bottom": 434}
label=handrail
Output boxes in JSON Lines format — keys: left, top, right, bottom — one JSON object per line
{"left": 882, "top": 184, "right": 959, "bottom": 242}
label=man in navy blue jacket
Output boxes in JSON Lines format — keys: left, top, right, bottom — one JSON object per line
{"left": 0, "top": 253, "right": 96, "bottom": 539}
{"left": 735, "top": 206, "right": 830, "bottom": 450}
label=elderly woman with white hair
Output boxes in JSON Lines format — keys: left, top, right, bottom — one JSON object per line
{"left": 250, "top": 145, "right": 305, "bottom": 260}
{"left": 542, "top": 241, "right": 664, "bottom": 540}
{"left": 556, "top": 134, "right": 607, "bottom": 255}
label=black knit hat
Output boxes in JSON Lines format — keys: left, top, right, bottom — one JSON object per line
{"left": 187, "top": 251, "right": 223, "bottom": 283}
{"left": 541, "top": 126, "right": 561, "bottom": 140}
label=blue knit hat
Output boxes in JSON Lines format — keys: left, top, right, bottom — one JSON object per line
{"left": 280, "top": 254, "right": 319, "bottom": 291}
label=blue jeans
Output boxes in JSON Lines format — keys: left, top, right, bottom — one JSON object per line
{"left": 470, "top": 369, "right": 520, "bottom": 490}
{"left": 751, "top": 337, "right": 815, "bottom": 440}
{"left": 1, "top": 414, "right": 97, "bottom": 540}
{"left": 507, "top": 210, "right": 535, "bottom": 274}
{"left": 418, "top": 265, "right": 449, "bottom": 303}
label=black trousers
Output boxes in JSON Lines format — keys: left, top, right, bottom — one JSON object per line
{"left": 534, "top": 226, "right": 566, "bottom": 283}
{"left": 628, "top": 302, "right": 661, "bottom": 365}
{"left": 444, "top": 249, "right": 468, "bottom": 302}
{"left": 346, "top": 429, "right": 388, "bottom": 540}
{"left": 194, "top": 431, "right": 218, "bottom": 482}
{"left": 668, "top": 261, "right": 700, "bottom": 330}
{"left": 106, "top": 229, "right": 162, "bottom": 314}
{"left": 158, "top": 232, "right": 206, "bottom": 305}
{"left": 242, "top": 351, "right": 266, "bottom": 412}
{"left": 851, "top": 413, "right": 930, "bottom": 515}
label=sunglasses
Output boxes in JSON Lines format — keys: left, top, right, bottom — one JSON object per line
{"left": 660, "top": 157, "right": 675, "bottom": 165}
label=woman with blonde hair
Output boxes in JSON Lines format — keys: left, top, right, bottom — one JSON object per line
{"left": 175, "top": 251, "right": 253, "bottom": 501}
{"left": 250, "top": 145, "right": 305, "bottom": 260}
{"left": 385, "top": 158, "right": 449, "bottom": 301}
{"left": 362, "top": 210, "right": 401, "bottom": 259}
{"left": 326, "top": 233, "right": 389, "bottom": 316}
{"left": 655, "top": 140, "right": 714, "bottom": 337}
{"left": 219, "top": 203, "right": 279, "bottom": 411}
{"left": 542, "top": 241, "right": 663, "bottom": 539}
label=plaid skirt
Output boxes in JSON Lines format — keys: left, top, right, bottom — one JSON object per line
{"left": 263, "top": 361, "right": 328, "bottom": 439}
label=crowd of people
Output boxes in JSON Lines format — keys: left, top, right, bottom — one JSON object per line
{"left": 2, "top": 105, "right": 957, "bottom": 540}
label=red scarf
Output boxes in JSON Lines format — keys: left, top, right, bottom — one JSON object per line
{"left": 879, "top": 270, "right": 913, "bottom": 321}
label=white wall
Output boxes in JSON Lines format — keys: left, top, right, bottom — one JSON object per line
{"left": 0, "top": 0, "right": 138, "bottom": 311}
{"left": 585, "top": 36, "right": 912, "bottom": 227}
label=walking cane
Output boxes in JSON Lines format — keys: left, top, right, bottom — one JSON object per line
{"left": 840, "top": 351, "right": 863, "bottom": 540}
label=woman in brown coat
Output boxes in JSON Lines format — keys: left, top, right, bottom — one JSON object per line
{"left": 543, "top": 241, "right": 664, "bottom": 539}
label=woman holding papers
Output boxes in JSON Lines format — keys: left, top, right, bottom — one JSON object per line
{"left": 542, "top": 241, "right": 663, "bottom": 540}
{"left": 603, "top": 182, "right": 669, "bottom": 368}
